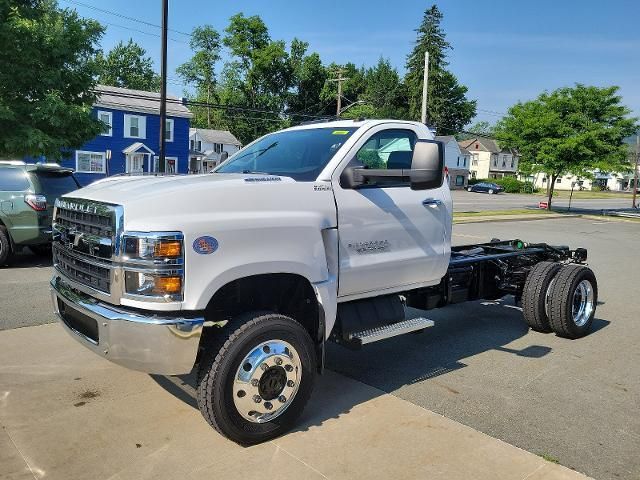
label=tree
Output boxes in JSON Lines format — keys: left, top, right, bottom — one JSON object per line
{"left": 286, "top": 39, "right": 327, "bottom": 117}
{"left": 97, "top": 39, "right": 160, "bottom": 91}
{"left": 0, "top": 0, "right": 105, "bottom": 159}
{"left": 495, "top": 84, "right": 638, "bottom": 209}
{"left": 457, "top": 121, "right": 495, "bottom": 140}
{"left": 404, "top": 5, "right": 476, "bottom": 134}
{"left": 176, "top": 25, "right": 222, "bottom": 128}
{"left": 219, "top": 13, "right": 293, "bottom": 143}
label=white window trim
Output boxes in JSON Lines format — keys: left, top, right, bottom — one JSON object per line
{"left": 75, "top": 150, "right": 106, "bottom": 174}
{"left": 152, "top": 155, "right": 178, "bottom": 173}
{"left": 165, "top": 118, "right": 174, "bottom": 142}
{"left": 124, "top": 114, "right": 146, "bottom": 139}
{"left": 97, "top": 111, "right": 112, "bottom": 136}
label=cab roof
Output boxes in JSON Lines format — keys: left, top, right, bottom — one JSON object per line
{"left": 0, "top": 161, "right": 74, "bottom": 173}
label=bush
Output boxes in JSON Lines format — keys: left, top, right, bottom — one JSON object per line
{"left": 468, "top": 177, "right": 538, "bottom": 193}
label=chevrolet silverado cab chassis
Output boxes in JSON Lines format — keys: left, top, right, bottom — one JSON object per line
{"left": 50, "top": 120, "right": 597, "bottom": 444}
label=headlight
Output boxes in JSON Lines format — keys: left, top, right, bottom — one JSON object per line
{"left": 122, "top": 232, "right": 184, "bottom": 300}
{"left": 125, "top": 271, "right": 182, "bottom": 297}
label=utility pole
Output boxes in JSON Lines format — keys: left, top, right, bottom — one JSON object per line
{"left": 158, "top": 0, "right": 169, "bottom": 173}
{"left": 329, "top": 69, "right": 349, "bottom": 117}
{"left": 633, "top": 134, "right": 639, "bottom": 209}
{"left": 421, "top": 51, "right": 429, "bottom": 125}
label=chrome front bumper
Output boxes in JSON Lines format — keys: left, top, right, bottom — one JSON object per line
{"left": 50, "top": 275, "right": 204, "bottom": 375}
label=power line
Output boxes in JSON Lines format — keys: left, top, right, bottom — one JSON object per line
{"left": 98, "top": 19, "right": 188, "bottom": 44}
{"left": 61, "top": 0, "right": 191, "bottom": 37}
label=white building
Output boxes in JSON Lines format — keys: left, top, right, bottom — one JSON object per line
{"left": 189, "top": 128, "right": 242, "bottom": 173}
{"left": 435, "top": 135, "right": 469, "bottom": 189}
{"left": 458, "top": 137, "right": 519, "bottom": 180}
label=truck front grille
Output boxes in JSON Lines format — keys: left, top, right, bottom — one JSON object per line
{"left": 53, "top": 245, "right": 111, "bottom": 293}
{"left": 53, "top": 198, "right": 123, "bottom": 298}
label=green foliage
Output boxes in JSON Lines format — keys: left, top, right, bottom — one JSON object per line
{"left": 96, "top": 39, "right": 160, "bottom": 91}
{"left": 457, "top": 121, "right": 494, "bottom": 140}
{"left": 469, "top": 177, "right": 538, "bottom": 193}
{"left": 404, "top": 5, "right": 476, "bottom": 134}
{"left": 0, "top": 0, "right": 104, "bottom": 159}
{"left": 495, "top": 84, "right": 638, "bottom": 207}
{"left": 177, "top": 25, "right": 222, "bottom": 128}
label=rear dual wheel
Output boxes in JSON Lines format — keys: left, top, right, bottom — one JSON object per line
{"left": 522, "top": 262, "right": 597, "bottom": 338}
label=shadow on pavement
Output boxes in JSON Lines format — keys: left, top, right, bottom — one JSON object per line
{"left": 2, "top": 250, "right": 52, "bottom": 269}
{"left": 150, "top": 298, "right": 610, "bottom": 433}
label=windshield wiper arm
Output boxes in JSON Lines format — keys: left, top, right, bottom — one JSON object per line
{"left": 242, "top": 170, "right": 273, "bottom": 175}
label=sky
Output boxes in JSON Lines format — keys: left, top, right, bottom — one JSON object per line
{"left": 60, "top": 0, "right": 640, "bottom": 125}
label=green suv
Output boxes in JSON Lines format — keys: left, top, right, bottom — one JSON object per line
{"left": 0, "top": 161, "right": 80, "bottom": 264}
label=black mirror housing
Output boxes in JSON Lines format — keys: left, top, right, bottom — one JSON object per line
{"left": 410, "top": 140, "right": 444, "bottom": 190}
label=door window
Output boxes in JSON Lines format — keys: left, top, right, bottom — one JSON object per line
{"left": 356, "top": 129, "right": 416, "bottom": 171}
{"left": 0, "top": 168, "right": 30, "bottom": 191}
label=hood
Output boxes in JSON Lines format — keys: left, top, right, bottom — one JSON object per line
{"left": 70, "top": 173, "right": 294, "bottom": 206}
{"left": 63, "top": 173, "right": 337, "bottom": 232}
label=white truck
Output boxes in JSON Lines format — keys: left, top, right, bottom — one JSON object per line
{"left": 50, "top": 119, "right": 597, "bottom": 444}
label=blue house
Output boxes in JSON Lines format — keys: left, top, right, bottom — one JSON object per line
{"left": 55, "top": 85, "right": 192, "bottom": 186}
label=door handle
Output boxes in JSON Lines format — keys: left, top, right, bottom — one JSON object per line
{"left": 422, "top": 198, "right": 443, "bottom": 208}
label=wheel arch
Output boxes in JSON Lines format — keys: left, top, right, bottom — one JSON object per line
{"left": 197, "top": 272, "right": 328, "bottom": 372}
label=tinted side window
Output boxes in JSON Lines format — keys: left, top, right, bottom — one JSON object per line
{"left": 0, "top": 168, "right": 31, "bottom": 191}
{"left": 356, "top": 129, "right": 416, "bottom": 170}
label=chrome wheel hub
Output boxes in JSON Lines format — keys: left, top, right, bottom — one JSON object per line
{"left": 232, "top": 340, "right": 301, "bottom": 423}
{"left": 572, "top": 280, "right": 594, "bottom": 327}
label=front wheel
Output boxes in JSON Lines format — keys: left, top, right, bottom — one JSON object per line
{"left": 488, "top": 189, "right": 494, "bottom": 194}
{"left": 467, "top": 187, "right": 473, "bottom": 192}
{"left": 0, "top": 226, "right": 11, "bottom": 265}
{"left": 196, "top": 311, "right": 316, "bottom": 445}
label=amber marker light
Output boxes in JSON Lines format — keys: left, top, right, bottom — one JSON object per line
{"left": 154, "top": 240, "right": 182, "bottom": 258}
{"left": 153, "top": 276, "right": 182, "bottom": 294}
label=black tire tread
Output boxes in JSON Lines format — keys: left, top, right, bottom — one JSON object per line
{"left": 196, "top": 311, "right": 314, "bottom": 444}
{"left": 0, "top": 226, "right": 11, "bottom": 265}
{"left": 522, "top": 261, "right": 561, "bottom": 332}
{"left": 548, "top": 265, "right": 597, "bottom": 339}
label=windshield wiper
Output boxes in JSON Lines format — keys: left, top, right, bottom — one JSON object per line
{"left": 242, "top": 170, "right": 273, "bottom": 175}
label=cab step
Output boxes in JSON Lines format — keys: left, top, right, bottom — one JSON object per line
{"left": 348, "top": 317, "right": 434, "bottom": 348}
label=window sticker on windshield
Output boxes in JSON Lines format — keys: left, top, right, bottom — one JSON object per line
{"left": 332, "top": 130, "right": 350, "bottom": 135}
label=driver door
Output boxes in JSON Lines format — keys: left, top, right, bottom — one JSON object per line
{"left": 332, "top": 125, "right": 450, "bottom": 299}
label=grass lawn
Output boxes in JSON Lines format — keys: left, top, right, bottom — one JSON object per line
{"left": 453, "top": 209, "right": 554, "bottom": 217}
{"left": 542, "top": 191, "right": 632, "bottom": 199}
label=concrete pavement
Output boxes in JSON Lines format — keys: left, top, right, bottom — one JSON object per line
{"left": 0, "top": 323, "right": 588, "bottom": 480}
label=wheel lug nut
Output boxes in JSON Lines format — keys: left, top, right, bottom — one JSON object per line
{"left": 285, "top": 365, "right": 293, "bottom": 372}
{"left": 274, "top": 357, "right": 283, "bottom": 366}
{"left": 287, "top": 380, "right": 295, "bottom": 387}
{"left": 253, "top": 395, "right": 262, "bottom": 403}
{"left": 251, "top": 379, "right": 259, "bottom": 387}
{"left": 278, "top": 395, "right": 287, "bottom": 403}
{"left": 264, "top": 402, "right": 273, "bottom": 410}
{"left": 260, "top": 363, "right": 268, "bottom": 371}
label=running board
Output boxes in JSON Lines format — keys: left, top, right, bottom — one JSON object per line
{"left": 348, "top": 317, "right": 434, "bottom": 348}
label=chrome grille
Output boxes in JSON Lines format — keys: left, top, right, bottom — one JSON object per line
{"left": 53, "top": 198, "right": 123, "bottom": 299}
{"left": 53, "top": 245, "right": 111, "bottom": 293}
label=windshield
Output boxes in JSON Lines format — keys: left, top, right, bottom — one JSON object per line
{"left": 216, "top": 127, "right": 357, "bottom": 181}
{"left": 29, "top": 171, "right": 80, "bottom": 197}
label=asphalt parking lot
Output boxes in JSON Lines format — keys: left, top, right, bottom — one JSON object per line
{"left": 451, "top": 189, "right": 634, "bottom": 212}
{"left": 329, "top": 216, "right": 640, "bottom": 480}
{"left": 0, "top": 215, "right": 638, "bottom": 479}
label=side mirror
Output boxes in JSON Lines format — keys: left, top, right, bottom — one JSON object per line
{"left": 409, "top": 140, "right": 444, "bottom": 190}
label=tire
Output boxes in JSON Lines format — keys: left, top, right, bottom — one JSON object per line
{"left": 29, "top": 244, "right": 52, "bottom": 256}
{"left": 196, "top": 311, "right": 316, "bottom": 445}
{"left": 0, "top": 226, "right": 11, "bottom": 265}
{"left": 467, "top": 187, "right": 473, "bottom": 192}
{"left": 522, "top": 261, "right": 562, "bottom": 332}
{"left": 548, "top": 265, "right": 597, "bottom": 339}
{"left": 488, "top": 189, "right": 494, "bottom": 194}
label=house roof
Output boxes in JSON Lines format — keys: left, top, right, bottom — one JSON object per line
{"left": 458, "top": 137, "right": 512, "bottom": 154}
{"left": 190, "top": 128, "right": 241, "bottom": 147}
{"left": 94, "top": 85, "right": 192, "bottom": 118}
{"left": 122, "top": 142, "right": 155, "bottom": 155}
{"left": 435, "top": 135, "right": 456, "bottom": 144}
